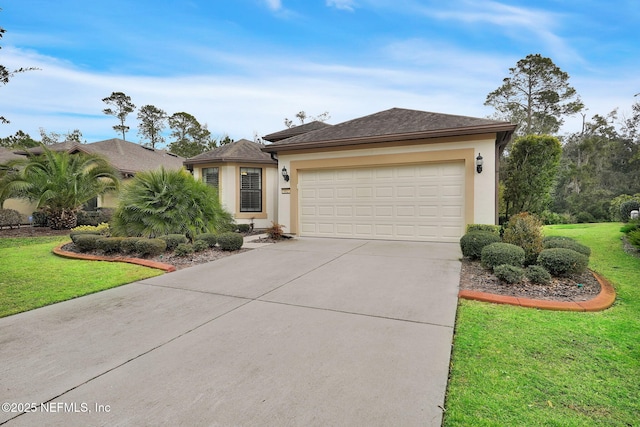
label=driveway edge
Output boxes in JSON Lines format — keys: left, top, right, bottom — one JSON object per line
{"left": 458, "top": 271, "right": 616, "bottom": 312}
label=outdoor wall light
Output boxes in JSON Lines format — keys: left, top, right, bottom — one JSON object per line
{"left": 476, "top": 153, "right": 483, "bottom": 174}
{"left": 281, "top": 166, "right": 290, "bottom": 182}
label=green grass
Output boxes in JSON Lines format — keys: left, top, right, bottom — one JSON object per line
{"left": 444, "top": 223, "right": 640, "bottom": 426}
{"left": 0, "top": 236, "right": 163, "bottom": 318}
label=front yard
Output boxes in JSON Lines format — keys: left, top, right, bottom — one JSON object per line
{"left": 0, "top": 236, "right": 162, "bottom": 317}
{"left": 444, "top": 223, "right": 640, "bottom": 426}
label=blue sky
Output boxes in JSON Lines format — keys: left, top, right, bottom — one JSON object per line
{"left": 1, "top": 0, "right": 639, "bottom": 145}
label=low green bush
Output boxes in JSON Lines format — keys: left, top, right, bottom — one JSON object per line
{"left": 120, "top": 237, "right": 141, "bottom": 254}
{"left": 502, "top": 212, "right": 543, "bottom": 266}
{"left": 620, "top": 221, "right": 640, "bottom": 234}
{"left": 481, "top": 242, "right": 525, "bottom": 270}
{"left": 539, "top": 210, "right": 574, "bottom": 225}
{"left": 70, "top": 231, "right": 101, "bottom": 244}
{"left": 217, "top": 232, "right": 244, "bottom": 251}
{"left": 96, "top": 237, "right": 125, "bottom": 254}
{"left": 628, "top": 229, "right": 640, "bottom": 249}
{"left": 460, "top": 231, "right": 501, "bottom": 260}
{"left": 135, "top": 238, "right": 167, "bottom": 256}
{"left": 192, "top": 239, "right": 209, "bottom": 252}
{"left": 525, "top": 265, "right": 552, "bottom": 285}
{"left": 159, "top": 234, "right": 188, "bottom": 251}
{"left": 537, "top": 248, "right": 589, "bottom": 277}
{"left": 194, "top": 233, "right": 217, "bottom": 248}
{"left": 174, "top": 243, "right": 194, "bottom": 257}
{"left": 237, "top": 224, "right": 251, "bottom": 233}
{"left": 494, "top": 264, "right": 525, "bottom": 284}
{"left": 543, "top": 238, "right": 591, "bottom": 257}
{"left": 466, "top": 224, "right": 500, "bottom": 235}
{"left": 74, "top": 234, "right": 101, "bottom": 252}
{"left": 575, "top": 211, "right": 596, "bottom": 224}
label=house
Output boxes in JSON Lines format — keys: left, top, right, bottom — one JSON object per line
{"left": 262, "top": 108, "right": 516, "bottom": 243}
{"left": 183, "top": 139, "right": 278, "bottom": 229}
{"left": 2, "top": 138, "right": 185, "bottom": 220}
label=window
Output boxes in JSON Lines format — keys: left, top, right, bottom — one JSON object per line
{"left": 240, "top": 167, "right": 262, "bottom": 212}
{"left": 202, "top": 167, "right": 219, "bottom": 190}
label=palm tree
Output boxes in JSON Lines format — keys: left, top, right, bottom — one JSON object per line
{"left": 0, "top": 145, "right": 119, "bottom": 229}
{"left": 111, "top": 167, "right": 233, "bottom": 239}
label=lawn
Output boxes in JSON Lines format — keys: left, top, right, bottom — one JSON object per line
{"left": 444, "top": 223, "right": 640, "bottom": 426}
{"left": 0, "top": 236, "right": 163, "bottom": 318}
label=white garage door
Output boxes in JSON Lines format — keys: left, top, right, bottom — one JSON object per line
{"left": 299, "top": 163, "right": 465, "bottom": 242}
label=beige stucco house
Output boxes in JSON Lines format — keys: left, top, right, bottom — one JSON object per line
{"left": 262, "top": 108, "right": 515, "bottom": 243}
{"left": 2, "top": 138, "right": 185, "bottom": 221}
{"left": 184, "top": 139, "right": 278, "bottom": 229}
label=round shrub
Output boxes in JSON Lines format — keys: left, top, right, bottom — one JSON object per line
{"left": 194, "top": 233, "right": 217, "bottom": 248}
{"left": 217, "top": 232, "right": 244, "bottom": 251}
{"left": 575, "top": 211, "right": 596, "bottom": 224}
{"left": 537, "top": 248, "right": 589, "bottom": 277}
{"left": 120, "top": 237, "right": 141, "bottom": 254}
{"left": 70, "top": 230, "right": 101, "bottom": 243}
{"left": 174, "top": 243, "right": 194, "bottom": 257}
{"left": 543, "top": 238, "right": 591, "bottom": 257}
{"left": 525, "top": 265, "right": 552, "bottom": 285}
{"left": 481, "top": 242, "right": 525, "bottom": 270}
{"left": 502, "top": 212, "right": 543, "bottom": 266}
{"left": 96, "top": 237, "right": 125, "bottom": 254}
{"left": 74, "top": 234, "right": 101, "bottom": 252}
{"left": 620, "top": 200, "right": 640, "bottom": 222}
{"left": 237, "top": 224, "right": 251, "bottom": 233}
{"left": 466, "top": 224, "right": 501, "bottom": 235}
{"left": 493, "top": 264, "right": 525, "bottom": 284}
{"left": 159, "top": 234, "right": 188, "bottom": 251}
{"left": 192, "top": 239, "right": 209, "bottom": 252}
{"left": 134, "top": 238, "right": 167, "bottom": 257}
{"left": 460, "top": 231, "right": 501, "bottom": 260}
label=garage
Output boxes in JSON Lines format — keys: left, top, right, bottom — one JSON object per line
{"left": 298, "top": 162, "right": 465, "bottom": 242}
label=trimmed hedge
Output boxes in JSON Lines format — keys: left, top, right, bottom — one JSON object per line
{"left": 120, "top": 237, "right": 141, "bottom": 254}
{"left": 543, "top": 238, "right": 591, "bottom": 257}
{"left": 525, "top": 265, "right": 552, "bottom": 285}
{"left": 494, "top": 264, "right": 525, "bottom": 284}
{"left": 70, "top": 231, "right": 101, "bottom": 244}
{"left": 74, "top": 234, "right": 101, "bottom": 252}
{"left": 466, "top": 224, "right": 501, "bottom": 235}
{"left": 194, "top": 233, "right": 217, "bottom": 248}
{"left": 502, "top": 213, "right": 543, "bottom": 266}
{"left": 537, "top": 248, "right": 589, "bottom": 277}
{"left": 174, "top": 243, "right": 194, "bottom": 257}
{"left": 217, "top": 232, "right": 244, "bottom": 251}
{"left": 96, "top": 237, "right": 125, "bottom": 254}
{"left": 460, "top": 231, "right": 501, "bottom": 260}
{"left": 237, "top": 224, "right": 251, "bottom": 233}
{"left": 159, "top": 234, "right": 188, "bottom": 251}
{"left": 193, "top": 239, "right": 209, "bottom": 252}
{"left": 481, "top": 242, "right": 525, "bottom": 270}
{"left": 135, "top": 238, "right": 167, "bottom": 256}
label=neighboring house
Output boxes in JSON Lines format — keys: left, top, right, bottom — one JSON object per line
{"left": 262, "top": 108, "right": 516, "bottom": 243}
{"left": 183, "top": 139, "right": 278, "bottom": 229}
{"left": 2, "top": 138, "right": 185, "bottom": 221}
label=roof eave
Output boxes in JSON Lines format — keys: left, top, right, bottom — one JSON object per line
{"left": 262, "top": 123, "right": 517, "bottom": 153}
{"left": 183, "top": 157, "right": 277, "bottom": 166}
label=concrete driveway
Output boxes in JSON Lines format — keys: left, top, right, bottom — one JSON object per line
{"left": 0, "top": 238, "right": 461, "bottom": 426}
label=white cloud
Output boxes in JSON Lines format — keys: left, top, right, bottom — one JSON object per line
{"left": 264, "top": 0, "right": 282, "bottom": 11}
{"left": 326, "top": 0, "right": 356, "bottom": 11}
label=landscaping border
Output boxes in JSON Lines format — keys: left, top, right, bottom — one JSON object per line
{"left": 458, "top": 271, "right": 616, "bottom": 312}
{"left": 53, "top": 241, "right": 176, "bottom": 272}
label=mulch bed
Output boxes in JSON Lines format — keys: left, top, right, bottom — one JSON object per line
{"left": 459, "top": 259, "right": 601, "bottom": 302}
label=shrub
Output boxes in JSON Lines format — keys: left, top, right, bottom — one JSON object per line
{"left": 537, "top": 248, "right": 589, "bottom": 277}
{"left": 120, "top": 237, "right": 141, "bottom": 254}
{"left": 71, "top": 222, "right": 110, "bottom": 235}
{"left": 194, "top": 233, "right": 217, "bottom": 248}
{"left": 0, "top": 209, "right": 22, "bottom": 228}
{"left": 610, "top": 194, "right": 640, "bottom": 221}
{"left": 237, "top": 224, "right": 251, "bottom": 233}
{"left": 192, "top": 239, "right": 209, "bottom": 252}
{"left": 266, "top": 221, "right": 286, "bottom": 239}
{"left": 481, "top": 242, "right": 525, "bottom": 270}
{"left": 494, "top": 264, "right": 525, "bottom": 284}
{"left": 96, "top": 237, "right": 125, "bottom": 254}
{"left": 621, "top": 221, "right": 640, "bottom": 234}
{"left": 628, "top": 229, "right": 640, "bottom": 249}
{"left": 575, "top": 211, "right": 596, "bottom": 224}
{"left": 217, "top": 232, "right": 244, "bottom": 251}
{"left": 539, "top": 210, "right": 574, "bottom": 225}
{"left": 135, "top": 238, "right": 167, "bottom": 256}
{"left": 31, "top": 210, "right": 48, "bottom": 227}
{"left": 543, "top": 237, "right": 591, "bottom": 257}
{"left": 460, "top": 231, "right": 501, "bottom": 260}
{"left": 160, "top": 234, "right": 188, "bottom": 251}
{"left": 74, "top": 234, "right": 101, "bottom": 252}
{"left": 502, "top": 212, "right": 543, "bottom": 266}
{"left": 70, "top": 231, "right": 102, "bottom": 243}
{"left": 525, "top": 265, "right": 552, "bottom": 285}
{"left": 620, "top": 200, "right": 640, "bottom": 222}
{"left": 174, "top": 243, "right": 194, "bottom": 257}
{"left": 466, "top": 224, "right": 500, "bottom": 235}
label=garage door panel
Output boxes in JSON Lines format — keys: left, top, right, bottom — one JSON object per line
{"left": 299, "top": 163, "right": 465, "bottom": 242}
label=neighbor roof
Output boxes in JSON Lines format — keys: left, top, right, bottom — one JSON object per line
{"left": 0, "top": 147, "right": 23, "bottom": 164}
{"left": 262, "top": 121, "right": 332, "bottom": 143}
{"left": 262, "top": 108, "right": 516, "bottom": 152}
{"left": 184, "top": 139, "right": 277, "bottom": 166}
{"left": 18, "top": 139, "right": 185, "bottom": 176}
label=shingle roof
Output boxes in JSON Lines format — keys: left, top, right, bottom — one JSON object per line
{"left": 262, "top": 121, "right": 332, "bottom": 142}
{"left": 0, "top": 147, "right": 23, "bottom": 164}
{"left": 262, "top": 108, "right": 516, "bottom": 152}
{"left": 19, "top": 139, "right": 185, "bottom": 176}
{"left": 184, "top": 139, "right": 277, "bottom": 166}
